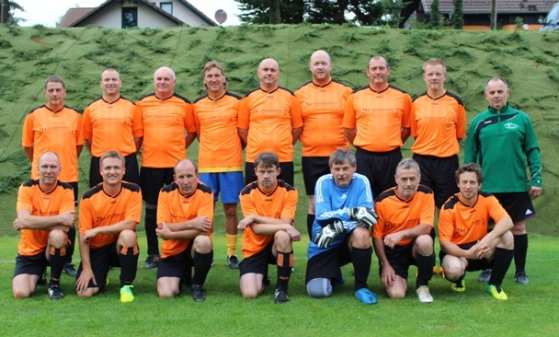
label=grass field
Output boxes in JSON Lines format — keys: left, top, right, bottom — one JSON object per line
{"left": 0, "top": 233, "right": 557, "bottom": 336}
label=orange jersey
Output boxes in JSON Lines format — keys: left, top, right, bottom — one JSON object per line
{"left": 22, "top": 105, "right": 84, "bottom": 182}
{"left": 439, "top": 192, "right": 509, "bottom": 246}
{"left": 193, "top": 92, "right": 243, "bottom": 172}
{"left": 238, "top": 87, "right": 303, "bottom": 162}
{"left": 79, "top": 182, "right": 142, "bottom": 249}
{"left": 373, "top": 185, "right": 435, "bottom": 246}
{"left": 16, "top": 180, "right": 75, "bottom": 256}
{"left": 239, "top": 181, "right": 298, "bottom": 258}
{"left": 137, "top": 93, "right": 195, "bottom": 168}
{"left": 411, "top": 91, "right": 466, "bottom": 157}
{"left": 157, "top": 182, "right": 214, "bottom": 258}
{"left": 295, "top": 80, "right": 351, "bottom": 157}
{"left": 83, "top": 96, "right": 143, "bottom": 157}
{"left": 342, "top": 85, "right": 412, "bottom": 152}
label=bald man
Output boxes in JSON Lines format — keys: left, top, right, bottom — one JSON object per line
{"left": 295, "top": 50, "right": 352, "bottom": 239}
{"left": 13, "top": 151, "right": 75, "bottom": 300}
{"left": 238, "top": 58, "right": 303, "bottom": 187}
{"left": 155, "top": 159, "right": 214, "bottom": 302}
{"left": 137, "top": 67, "right": 197, "bottom": 270}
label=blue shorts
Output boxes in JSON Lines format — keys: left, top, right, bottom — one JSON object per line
{"left": 199, "top": 172, "right": 243, "bottom": 203}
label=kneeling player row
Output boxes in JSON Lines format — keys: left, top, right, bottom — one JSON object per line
{"left": 13, "top": 150, "right": 514, "bottom": 303}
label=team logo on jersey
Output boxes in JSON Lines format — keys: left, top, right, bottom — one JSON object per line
{"left": 503, "top": 122, "right": 518, "bottom": 129}
{"left": 340, "top": 193, "right": 347, "bottom": 200}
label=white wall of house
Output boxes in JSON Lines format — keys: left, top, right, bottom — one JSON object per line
{"left": 152, "top": 0, "right": 214, "bottom": 26}
{"left": 78, "top": 2, "right": 176, "bottom": 28}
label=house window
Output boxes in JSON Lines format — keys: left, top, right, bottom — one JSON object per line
{"left": 160, "top": 2, "right": 173, "bottom": 15}
{"left": 122, "top": 7, "right": 138, "bottom": 28}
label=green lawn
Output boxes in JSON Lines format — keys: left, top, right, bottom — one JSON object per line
{"left": 0, "top": 233, "right": 557, "bottom": 336}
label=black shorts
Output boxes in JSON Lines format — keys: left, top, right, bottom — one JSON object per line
{"left": 139, "top": 167, "right": 175, "bottom": 205}
{"left": 305, "top": 242, "right": 351, "bottom": 284}
{"left": 301, "top": 157, "right": 330, "bottom": 195}
{"left": 492, "top": 192, "right": 535, "bottom": 223}
{"left": 439, "top": 242, "right": 492, "bottom": 272}
{"left": 355, "top": 147, "right": 402, "bottom": 200}
{"left": 412, "top": 154, "right": 459, "bottom": 208}
{"left": 90, "top": 154, "right": 140, "bottom": 188}
{"left": 68, "top": 181, "right": 78, "bottom": 205}
{"left": 76, "top": 242, "right": 121, "bottom": 289}
{"left": 157, "top": 240, "right": 194, "bottom": 283}
{"left": 380, "top": 242, "right": 417, "bottom": 280}
{"left": 244, "top": 162, "right": 294, "bottom": 187}
{"left": 239, "top": 241, "right": 276, "bottom": 277}
{"left": 13, "top": 251, "right": 48, "bottom": 278}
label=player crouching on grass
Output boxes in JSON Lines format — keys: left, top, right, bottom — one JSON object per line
{"left": 438, "top": 163, "right": 514, "bottom": 300}
{"left": 76, "top": 150, "right": 142, "bottom": 303}
{"left": 373, "top": 158, "right": 436, "bottom": 303}
{"left": 238, "top": 152, "right": 300, "bottom": 304}
{"left": 307, "top": 149, "right": 378, "bottom": 304}
{"left": 155, "top": 159, "right": 214, "bottom": 302}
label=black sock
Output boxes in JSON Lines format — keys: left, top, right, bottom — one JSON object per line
{"left": 119, "top": 245, "right": 139, "bottom": 286}
{"left": 351, "top": 247, "right": 372, "bottom": 291}
{"left": 513, "top": 234, "right": 528, "bottom": 274}
{"left": 66, "top": 227, "right": 75, "bottom": 264}
{"left": 415, "top": 253, "right": 435, "bottom": 288}
{"left": 489, "top": 247, "right": 513, "bottom": 289}
{"left": 276, "top": 251, "right": 293, "bottom": 290}
{"left": 49, "top": 246, "right": 67, "bottom": 286}
{"left": 307, "top": 214, "right": 315, "bottom": 241}
{"left": 192, "top": 251, "right": 213, "bottom": 286}
{"left": 145, "top": 208, "right": 159, "bottom": 255}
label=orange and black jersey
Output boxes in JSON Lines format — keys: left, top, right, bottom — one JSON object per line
{"left": 439, "top": 191, "right": 509, "bottom": 246}
{"left": 79, "top": 182, "right": 142, "bottom": 249}
{"left": 16, "top": 180, "right": 75, "bottom": 256}
{"left": 157, "top": 182, "right": 214, "bottom": 258}
{"left": 238, "top": 87, "right": 303, "bottom": 162}
{"left": 295, "top": 80, "right": 351, "bottom": 157}
{"left": 83, "top": 96, "right": 143, "bottom": 157}
{"left": 343, "top": 85, "right": 412, "bottom": 152}
{"left": 22, "top": 105, "right": 84, "bottom": 182}
{"left": 193, "top": 92, "right": 243, "bottom": 172}
{"left": 373, "top": 185, "right": 435, "bottom": 246}
{"left": 239, "top": 180, "right": 298, "bottom": 258}
{"left": 411, "top": 91, "right": 466, "bottom": 157}
{"left": 137, "top": 93, "right": 195, "bottom": 168}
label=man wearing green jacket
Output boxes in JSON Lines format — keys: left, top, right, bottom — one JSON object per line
{"left": 464, "top": 77, "right": 542, "bottom": 285}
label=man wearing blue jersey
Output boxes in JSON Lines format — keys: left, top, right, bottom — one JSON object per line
{"left": 305, "top": 149, "right": 378, "bottom": 304}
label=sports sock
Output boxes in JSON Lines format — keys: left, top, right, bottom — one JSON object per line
{"left": 489, "top": 247, "right": 513, "bottom": 289}
{"left": 192, "top": 251, "right": 213, "bottom": 286}
{"left": 307, "top": 214, "right": 315, "bottom": 241}
{"left": 276, "top": 251, "right": 293, "bottom": 290}
{"left": 119, "top": 245, "right": 139, "bottom": 287}
{"left": 351, "top": 246, "right": 372, "bottom": 291}
{"left": 49, "top": 246, "right": 67, "bottom": 286}
{"left": 145, "top": 208, "right": 159, "bottom": 256}
{"left": 513, "top": 234, "right": 528, "bottom": 273}
{"left": 66, "top": 227, "right": 76, "bottom": 264}
{"left": 415, "top": 253, "right": 435, "bottom": 288}
{"left": 226, "top": 234, "right": 238, "bottom": 256}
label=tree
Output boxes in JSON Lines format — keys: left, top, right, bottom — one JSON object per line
{"left": 235, "top": 0, "right": 305, "bottom": 24}
{"left": 452, "top": 0, "right": 464, "bottom": 29}
{"left": 1, "top": 1, "right": 24, "bottom": 24}
{"left": 429, "top": 0, "right": 442, "bottom": 28}
{"left": 235, "top": 0, "right": 404, "bottom": 27}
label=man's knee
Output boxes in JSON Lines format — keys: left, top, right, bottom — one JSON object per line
{"left": 48, "top": 229, "right": 68, "bottom": 248}
{"left": 274, "top": 231, "right": 292, "bottom": 250}
{"left": 119, "top": 229, "right": 137, "bottom": 246}
{"left": 193, "top": 235, "right": 213, "bottom": 254}
{"left": 349, "top": 227, "right": 371, "bottom": 249}
{"left": 414, "top": 234, "right": 433, "bottom": 255}
{"left": 498, "top": 231, "right": 514, "bottom": 250}
{"left": 306, "top": 278, "right": 333, "bottom": 298}
{"left": 223, "top": 203, "right": 238, "bottom": 218}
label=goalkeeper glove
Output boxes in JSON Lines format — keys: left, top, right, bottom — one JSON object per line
{"left": 313, "top": 220, "right": 344, "bottom": 248}
{"left": 347, "top": 207, "right": 378, "bottom": 229}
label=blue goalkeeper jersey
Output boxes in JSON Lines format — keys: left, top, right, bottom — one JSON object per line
{"left": 307, "top": 172, "right": 374, "bottom": 260}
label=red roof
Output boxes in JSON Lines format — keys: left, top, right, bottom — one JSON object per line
{"left": 57, "top": 7, "right": 95, "bottom": 28}
{"left": 421, "top": 0, "right": 555, "bottom": 14}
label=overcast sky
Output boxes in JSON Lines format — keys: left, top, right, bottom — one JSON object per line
{"left": 14, "top": 0, "right": 242, "bottom": 26}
